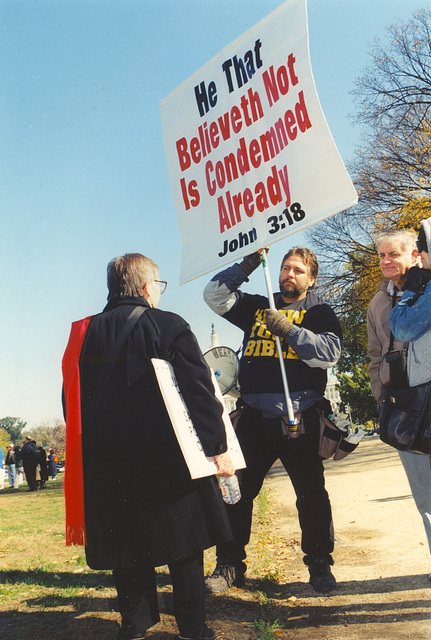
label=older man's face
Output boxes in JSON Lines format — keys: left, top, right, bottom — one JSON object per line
{"left": 378, "top": 240, "right": 416, "bottom": 285}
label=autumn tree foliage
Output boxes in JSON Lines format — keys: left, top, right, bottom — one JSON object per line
{"left": 310, "top": 10, "right": 431, "bottom": 420}
{"left": 0, "top": 417, "right": 27, "bottom": 445}
{"left": 0, "top": 428, "right": 10, "bottom": 455}
{"left": 26, "top": 420, "right": 66, "bottom": 458}
{"left": 311, "top": 9, "right": 431, "bottom": 312}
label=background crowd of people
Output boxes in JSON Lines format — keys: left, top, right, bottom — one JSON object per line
{"left": 0, "top": 439, "right": 60, "bottom": 491}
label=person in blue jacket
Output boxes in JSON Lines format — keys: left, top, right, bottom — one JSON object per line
{"left": 0, "top": 446, "right": 4, "bottom": 490}
{"left": 389, "top": 218, "right": 431, "bottom": 379}
{"left": 389, "top": 217, "right": 431, "bottom": 580}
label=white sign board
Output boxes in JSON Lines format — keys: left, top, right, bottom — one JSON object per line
{"left": 152, "top": 358, "right": 246, "bottom": 479}
{"left": 161, "top": 0, "right": 357, "bottom": 284}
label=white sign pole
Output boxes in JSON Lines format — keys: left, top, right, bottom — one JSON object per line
{"left": 261, "top": 249, "right": 297, "bottom": 424}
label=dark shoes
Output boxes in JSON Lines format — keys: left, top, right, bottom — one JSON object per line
{"left": 306, "top": 557, "right": 337, "bottom": 593}
{"left": 179, "top": 624, "right": 216, "bottom": 640}
{"left": 205, "top": 564, "right": 245, "bottom": 593}
{"left": 117, "top": 626, "right": 146, "bottom": 640}
{"left": 118, "top": 623, "right": 215, "bottom": 640}
{"left": 206, "top": 558, "right": 335, "bottom": 594}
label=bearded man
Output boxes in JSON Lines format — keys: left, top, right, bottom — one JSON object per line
{"left": 203, "top": 247, "right": 342, "bottom": 593}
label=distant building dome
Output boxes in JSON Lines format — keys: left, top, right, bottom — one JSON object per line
{"left": 210, "top": 323, "right": 220, "bottom": 348}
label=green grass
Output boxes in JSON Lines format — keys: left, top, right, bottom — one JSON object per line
{"left": 0, "top": 475, "right": 295, "bottom": 640}
{"left": 253, "top": 616, "right": 284, "bottom": 640}
{"left": 256, "top": 485, "right": 271, "bottom": 524}
{"left": 0, "top": 480, "right": 113, "bottom": 610}
{"left": 0, "top": 480, "right": 119, "bottom": 639}
{"left": 249, "top": 487, "right": 286, "bottom": 639}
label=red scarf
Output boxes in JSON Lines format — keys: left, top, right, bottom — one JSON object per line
{"left": 62, "top": 316, "right": 92, "bottom": 546}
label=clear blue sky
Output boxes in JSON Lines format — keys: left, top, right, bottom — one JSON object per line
{"left": 0, "top": 0, "right": 424, "bottom": 427}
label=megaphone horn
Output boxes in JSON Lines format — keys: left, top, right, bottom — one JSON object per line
{"left": 203, "top": 346, "right": 240, "bottom": 397}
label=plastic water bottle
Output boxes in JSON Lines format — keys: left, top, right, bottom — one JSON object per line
{"left": 218, "top": 474, "right": 241, "bottom": 504}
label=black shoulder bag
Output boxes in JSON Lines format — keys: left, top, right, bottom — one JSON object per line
{"left": 379, "top": 291, "right": 431, "bottom": 453}
{"left": 87, "top": 306, "right": 147, "bottom": 423}
{"left": 379, "top": 382, "right": 431, "bottom": 453}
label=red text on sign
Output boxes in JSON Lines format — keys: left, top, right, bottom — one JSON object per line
{"left": 262, "top": 54, "right": 299, "bottom": 107}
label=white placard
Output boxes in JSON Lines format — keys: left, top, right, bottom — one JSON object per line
{"left": 161, "top": 0, "right": 357, "bottom": 284}
{"left": 152, "top": 358, "right": 246, "bottom": 479}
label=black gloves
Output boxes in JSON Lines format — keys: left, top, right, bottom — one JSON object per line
{"left": 402, "top": 265, "right": 431, "bottom": 293}
{"left": 239, "top": 251, "right": 263, "bottom": 276}
{"left": 265, "top": 309, "right": 294, "bottom": 338}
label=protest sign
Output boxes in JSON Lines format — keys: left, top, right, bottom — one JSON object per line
{"left": 161, "top": 0, "right": 358, "bottom": 284}
{"left": 152, "top": 358, "right": 246, "bottom": 479}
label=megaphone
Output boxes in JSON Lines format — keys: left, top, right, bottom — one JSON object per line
{"left": 204, "top": 346, "right": 240, "bottom": 397}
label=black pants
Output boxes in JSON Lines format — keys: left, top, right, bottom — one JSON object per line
{"left": 113, "top": 552, "right": 205, "bottom": 638}
{"left": 217, "top": 405, "right": 334, "bottom": 569}
{"left": 22, "top": 459, "right": 38, "bottom": 491}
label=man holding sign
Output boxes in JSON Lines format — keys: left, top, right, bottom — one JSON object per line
{"left": 203, "top": 247, "right": 342, "bottom": 593}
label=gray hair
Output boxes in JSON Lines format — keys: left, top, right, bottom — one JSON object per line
{"left": 107, "top": 253, "right": 159, "bottom": 301}
{"left": 376, "top": 229, "right": 417, "bottom": 253}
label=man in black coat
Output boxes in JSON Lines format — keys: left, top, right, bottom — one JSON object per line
{"left": 63, "top": 253, "right": 235, "bottom": 640}
{"left": 36, "top": 442, "right": 48, "bottom": 489}
{"left": 20, "top": 436, "right": 40, "bottom": 492}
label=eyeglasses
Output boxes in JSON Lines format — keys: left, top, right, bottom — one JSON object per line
{"left": 154, "top": 280, "right": 167, "bottom": 294}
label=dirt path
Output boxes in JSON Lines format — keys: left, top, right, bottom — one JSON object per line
{"left": 262, "top": 436, "right": 431, "bottom": 639}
